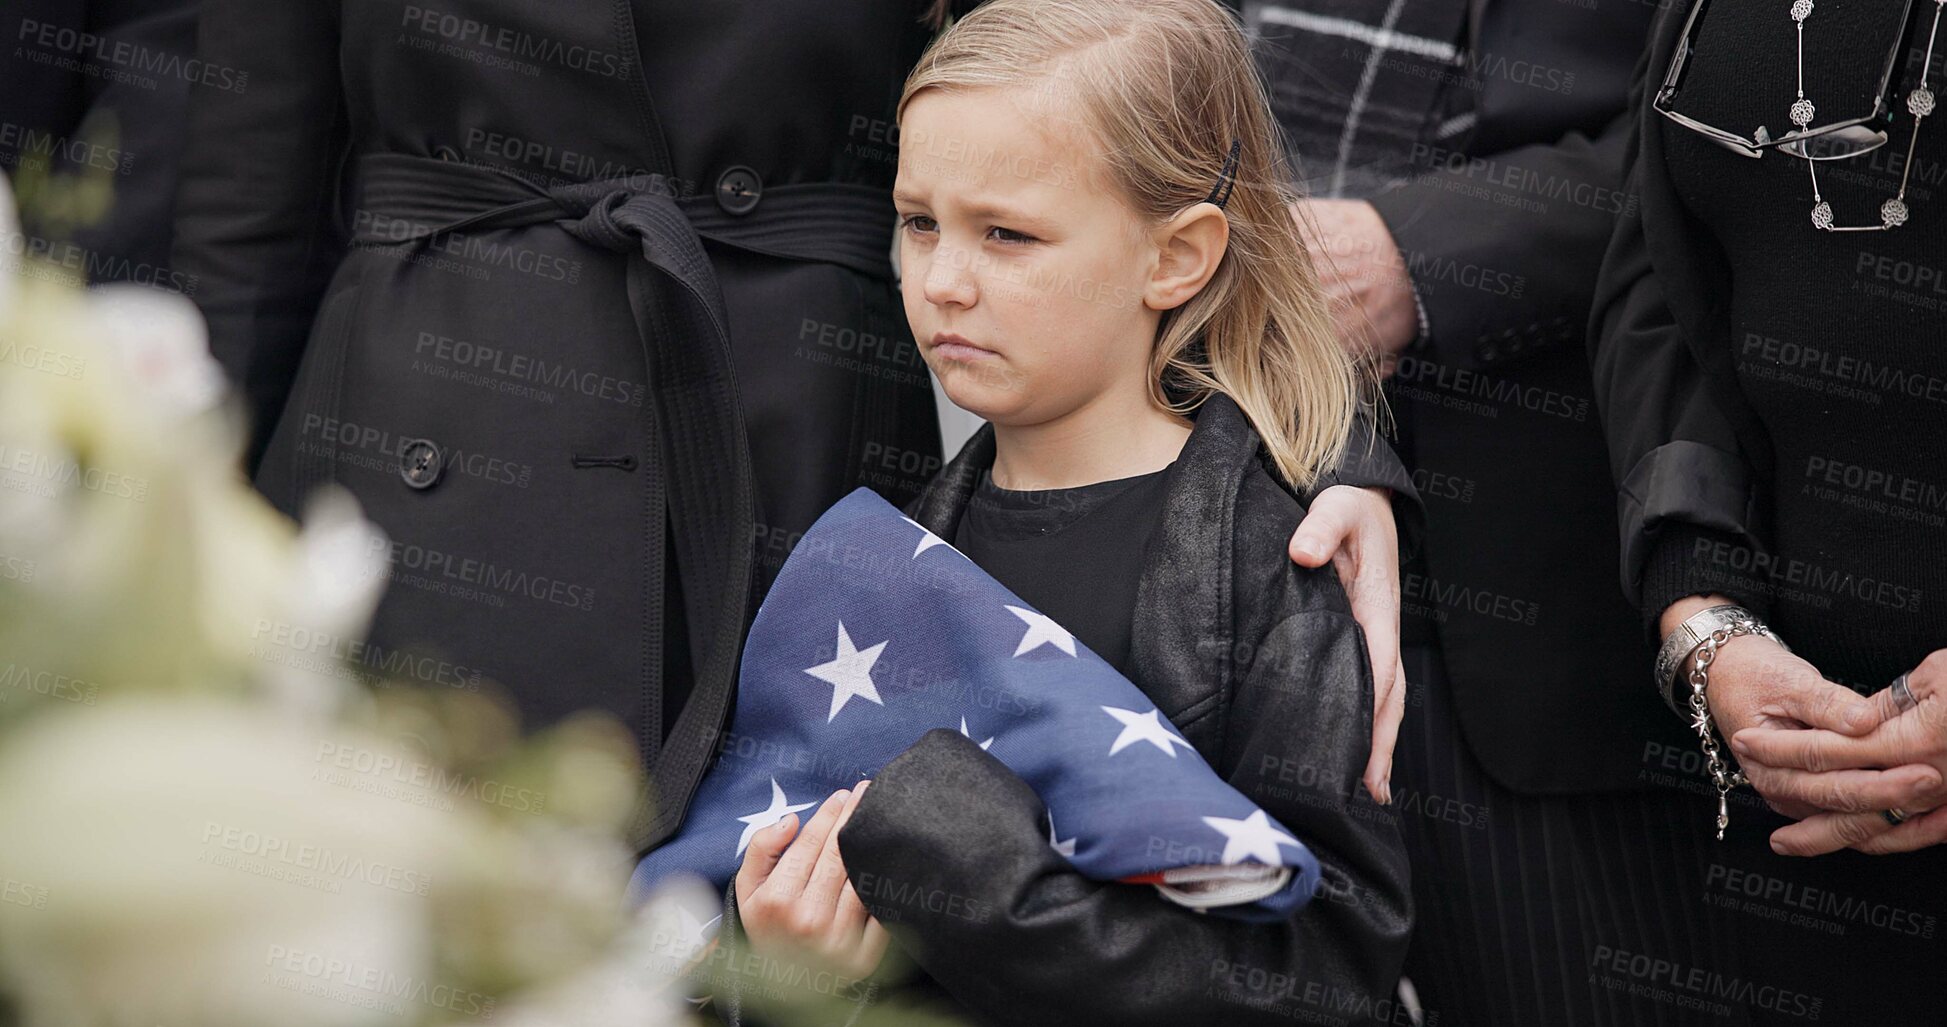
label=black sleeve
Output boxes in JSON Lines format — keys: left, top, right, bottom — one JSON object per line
{"left": 835, "top": 606, "right": 1411, "bottom": 1025}
{"left": 1301, "top": 409, "right": 1426, "bottom": 564}
{"left": 1369, "top": 113, "right": 1634, "bottom": 371}
{"left": 172, "top": 0, "right": 348, "bottom": 471}
{"left": 1586, "top": 41, "right": 1769, "bottom": 623}
{"left": 1637, "top": 525, "right": 1772, "bottom": 635}
{"left": 52, "top": 0, "right": 200, "bottom": 280}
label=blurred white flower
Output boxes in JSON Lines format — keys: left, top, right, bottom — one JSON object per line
{"left": 0, "top": 362, "right": 74, "bottom": 560}
{"left": 0, "top": 266, "right": 391, "bottom": 716}
{"left": 88, "top": 283, "right": 228, "bottom": 420}
{"left": 293, "top": 486, "right": 392, "bottom": 642}
{"left": 0, "top": 699, "right": 456, "bottom": 1027}
{"left": 0, "top": 171, "right": 695, "bottom": 1027}
{"left": 0, "top": 173, "right": 17, "bottom": 319}
{"left": 474, "top": 877, "right": 714, "bottom": 1027}
{"left": 253, "top": 487, "right": 393, "bottom": 721}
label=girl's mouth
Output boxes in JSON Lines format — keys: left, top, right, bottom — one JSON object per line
{"left": 930, "top": 332, "right": 998, "bottom": 361}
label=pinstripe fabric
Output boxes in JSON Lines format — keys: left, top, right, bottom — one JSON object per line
{"left": 1394, "top": 645, "right": 1752, "bottom": 1027}
{"left": 1400, "top": 639, "right": 1947, "bottom": 1025}
{"left": 1700, "top": 789, "right": 1947, "bottom": 1025}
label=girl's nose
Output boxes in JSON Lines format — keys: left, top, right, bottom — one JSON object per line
{"left": 921, "top": 244, "right": 978, "bottom": 308}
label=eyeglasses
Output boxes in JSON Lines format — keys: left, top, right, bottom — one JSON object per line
{"left": 1654, "top": 0, "right": 1917, "bottom": 161}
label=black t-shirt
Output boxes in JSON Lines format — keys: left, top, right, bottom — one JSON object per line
{"left": 952, "top": 465, "right": 1174, "bottom": 679}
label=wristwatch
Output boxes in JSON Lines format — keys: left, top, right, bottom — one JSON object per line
{"left": 1653, "top": 603, "right": 1789, "bottom": 716}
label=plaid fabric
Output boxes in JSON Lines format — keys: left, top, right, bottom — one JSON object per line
{"left": 1243, "top": 0, "right": 1474, "bottom": 199}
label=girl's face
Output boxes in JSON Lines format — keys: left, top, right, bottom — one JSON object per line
{"left": 894, "top": 85, "right": 1168, "bottom": 426}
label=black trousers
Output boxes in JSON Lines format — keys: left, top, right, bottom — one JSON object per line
{"left": 1394, "top": 644, "right": 1945, "bottom": 1027}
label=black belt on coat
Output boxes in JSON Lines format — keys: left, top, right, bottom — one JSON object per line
{"left": 347, "top": 152, "right": 898, "bottom": 856}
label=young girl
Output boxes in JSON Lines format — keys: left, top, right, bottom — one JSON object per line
{"left": 718, "top": 1, "right": 1411, "bottom": 1022}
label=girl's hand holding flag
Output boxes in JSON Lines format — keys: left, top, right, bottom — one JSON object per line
{"left": 734, "top": 783, "right": 890, "bottom": 981}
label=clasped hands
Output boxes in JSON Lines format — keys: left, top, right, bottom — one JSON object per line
{"left": 1702, "top": 637, "right": 1947, "bottom": 856}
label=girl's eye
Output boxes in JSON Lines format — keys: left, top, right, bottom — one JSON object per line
{"left": 901, "top": 214, "right": 938, "bottom": 234}
{"left": 988, "top": 226, "right": 1036, "bottom": 245}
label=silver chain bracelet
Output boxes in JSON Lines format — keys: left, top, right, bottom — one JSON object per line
{"left": 1686, "top": 620, "right": 1756, "bottom": 840}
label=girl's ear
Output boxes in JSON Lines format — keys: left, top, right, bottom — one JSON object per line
{"left": 1144, "top": 203, "right": 1230, "bottom": 312}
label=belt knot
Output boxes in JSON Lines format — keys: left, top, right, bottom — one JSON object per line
{"left": 554, "top": 183, "right": 658, "bottom": 254}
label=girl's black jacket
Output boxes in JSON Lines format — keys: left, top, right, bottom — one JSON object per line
{"left": 711, "top": 393, "right": 1413, "bottom": 1027}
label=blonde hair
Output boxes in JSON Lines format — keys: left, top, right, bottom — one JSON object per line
{"left": 901, "top": 0, "right": 1369, "bottom": 491}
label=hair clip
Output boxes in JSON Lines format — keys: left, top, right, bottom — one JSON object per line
{"left": 1205, "top": 138, "right": 1242, "bottom": 209}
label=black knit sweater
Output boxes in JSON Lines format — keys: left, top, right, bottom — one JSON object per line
{"left": 1642, "top": 0, "right": 1947, "bottom": 690}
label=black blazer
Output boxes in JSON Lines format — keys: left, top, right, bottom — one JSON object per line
{"left": 1305, "top": 0, "right": 1693, "bottom": 793}
{"left": 708, "top": 394, "right": 1412, "bottom": 1027}
{"left": 2, "top": 0, "right": 197, "bottom": 281}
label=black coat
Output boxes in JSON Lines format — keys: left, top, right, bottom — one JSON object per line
{"left": 708, "top": 394, "right": 1413, "bottom": 1027}
{"left": 172, "top": 0, "right": 946, "bottom": 852}
{"left": 1265, "top": 0, "right": 1694, "bottom": 793}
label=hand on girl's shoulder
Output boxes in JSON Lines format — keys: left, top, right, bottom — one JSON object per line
{"left": 1232, "top": 467, "right": 1358, "bottom": 619}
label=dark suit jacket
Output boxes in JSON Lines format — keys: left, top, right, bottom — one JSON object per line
{"left": 707, "top": 394, "right": 1412, "bottom": 1027}
{"left": 1, "top": 0, "right": 197, "bottom": 281}
{"left": 1278, "top": 0, "right": 1696, "bottom": 793}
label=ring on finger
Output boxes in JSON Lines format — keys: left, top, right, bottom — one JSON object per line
{"left": 1882, "top": 807, "right": 1910, "bottom": 826}
{"left": 1890, "top": 673, "right": 1919, "bottom": 713}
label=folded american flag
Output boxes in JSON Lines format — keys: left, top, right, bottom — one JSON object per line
{"left": 630, "top": 487, "right": 1320, "bottom": 922}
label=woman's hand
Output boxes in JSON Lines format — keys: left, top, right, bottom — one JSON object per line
{"left": 1290, "top": 484, "right": 1404, "bottom": 805}
{"left": 1656, "top": 595, "right": 1883, "bottom": 821}
{"left": 734, "top": 782, "right": 890, "bottom": 980}
{"left": 1734, "top": 649, "right": 1947, "bottom": 856}
{"left": 1690, "top": 628, "right": 1908, "bottom": 821}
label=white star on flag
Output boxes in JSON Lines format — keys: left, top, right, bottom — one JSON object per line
{"left": 734, "top": 778, "right": 816, "bottom": 856}
{"left": 804, "top": 621, "right": 887, "bottom": 722}
{"left": 1101, "top": 705, "right": 1193, "bottom": 757}
{"left": 959, "top": 716, "right": 995, "bottom": 751}
{"left": 1048, "top": 812, "right": 1077, "bottom": 858}
{"left": 1201, "top": 809, "right": 1301, "bottom": 865}
{"left": 900, "top": 515, "right": 952, "bottom": 558}
{"left": 672, "top": 903, "right": 723, "bottom": 957}
{"left": 1007, "top": 604, "right": 1077, "bottom": 657}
